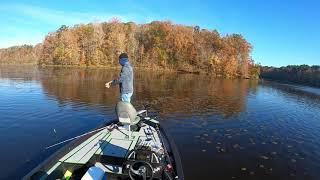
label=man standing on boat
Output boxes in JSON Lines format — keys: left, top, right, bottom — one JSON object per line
{"left": 105, "top": 53, "right": 134, "bottom": 103}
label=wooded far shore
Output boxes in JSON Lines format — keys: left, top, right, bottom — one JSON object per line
{"left": 0, "top": 20, "right": 319, "bottom": 87}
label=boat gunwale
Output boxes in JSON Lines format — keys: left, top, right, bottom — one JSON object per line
{"left": 23, "top": 119, "right": 185, "bottom": 180}
{"left": 22, "top": 121, "right": 116, "bottom": 179}
{"left": 159, "top": 124, "right": 185, "bottom": 180}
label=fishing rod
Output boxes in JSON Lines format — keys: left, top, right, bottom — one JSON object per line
{"left": 45, "top": 124, "right": 115, "bottom": 149}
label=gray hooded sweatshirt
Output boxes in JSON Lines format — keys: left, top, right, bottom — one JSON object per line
{"left": 112, "top": 58, "right": 133, "bottom": 94}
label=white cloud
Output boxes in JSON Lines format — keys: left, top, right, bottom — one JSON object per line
{"left": 0, "top": 2, "right": 162, "bottom": 26}
{"left": 1, "top": 3, "right": 132, "bottom": 26}
{"left": 0, "top": 3, "right": 159, "bottom": 48}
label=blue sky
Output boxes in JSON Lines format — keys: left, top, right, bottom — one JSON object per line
{"left": 0, "top": 0, "right": 319, "bottom": 67}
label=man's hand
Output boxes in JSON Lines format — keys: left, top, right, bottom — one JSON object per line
{"left": 105, "top": 81, "right": 112, "bottom": 88}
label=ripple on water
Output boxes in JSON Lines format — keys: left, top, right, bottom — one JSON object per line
{"left": 1, "top": 68, "right": 320, "bottom": 179}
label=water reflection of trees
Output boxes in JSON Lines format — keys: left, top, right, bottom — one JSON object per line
{"left": 0, "top": 65, "right": 39, "bottom": 81}
{"left": 40, "top": 67, "right": 120, "bottom": 107}
{"left": 261, "top": 81, "right": 320, "bottom": 106}
{"left": 39, "top": 67, "right": 257, "bottom": 117}
{"left": 134, "top": 72, "right": 257, "bottom": 117}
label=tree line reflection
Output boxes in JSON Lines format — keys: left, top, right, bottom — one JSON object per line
{"left": 38, "top": 67, "right": 258, "bottom": 117}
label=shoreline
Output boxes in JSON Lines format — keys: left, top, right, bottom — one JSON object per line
{"left": 0, "top": 63, "right": 187, "bottom": 73}
{"left": 261, "top": 78, "right": 320, "bottom": 88}
{"left": 0, "top": 63, "right": 260, "bottom": 79}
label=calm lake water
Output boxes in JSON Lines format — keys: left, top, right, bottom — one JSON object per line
{"left": 1, "top": 66, "right": 320, "bottom": 180}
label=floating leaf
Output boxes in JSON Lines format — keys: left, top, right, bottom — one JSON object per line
{"left": 233, "top": 144, "right": 240, "bottom": 149}
{"left": 260, "top": 155, "right": 269, "bottom": 160}
{"left": 269, "top": 168, "right": 273, "bottom": 171}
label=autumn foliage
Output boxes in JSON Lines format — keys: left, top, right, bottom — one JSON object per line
{"left": 0, "top": 21, "right": 260, "bottom": 78}
{"left": 0, "top": 45, "right": 40, "bottom": 65}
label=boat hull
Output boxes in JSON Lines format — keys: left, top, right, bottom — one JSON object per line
{"left": 23, "top": 119, "right": 184, "bottom": 180}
